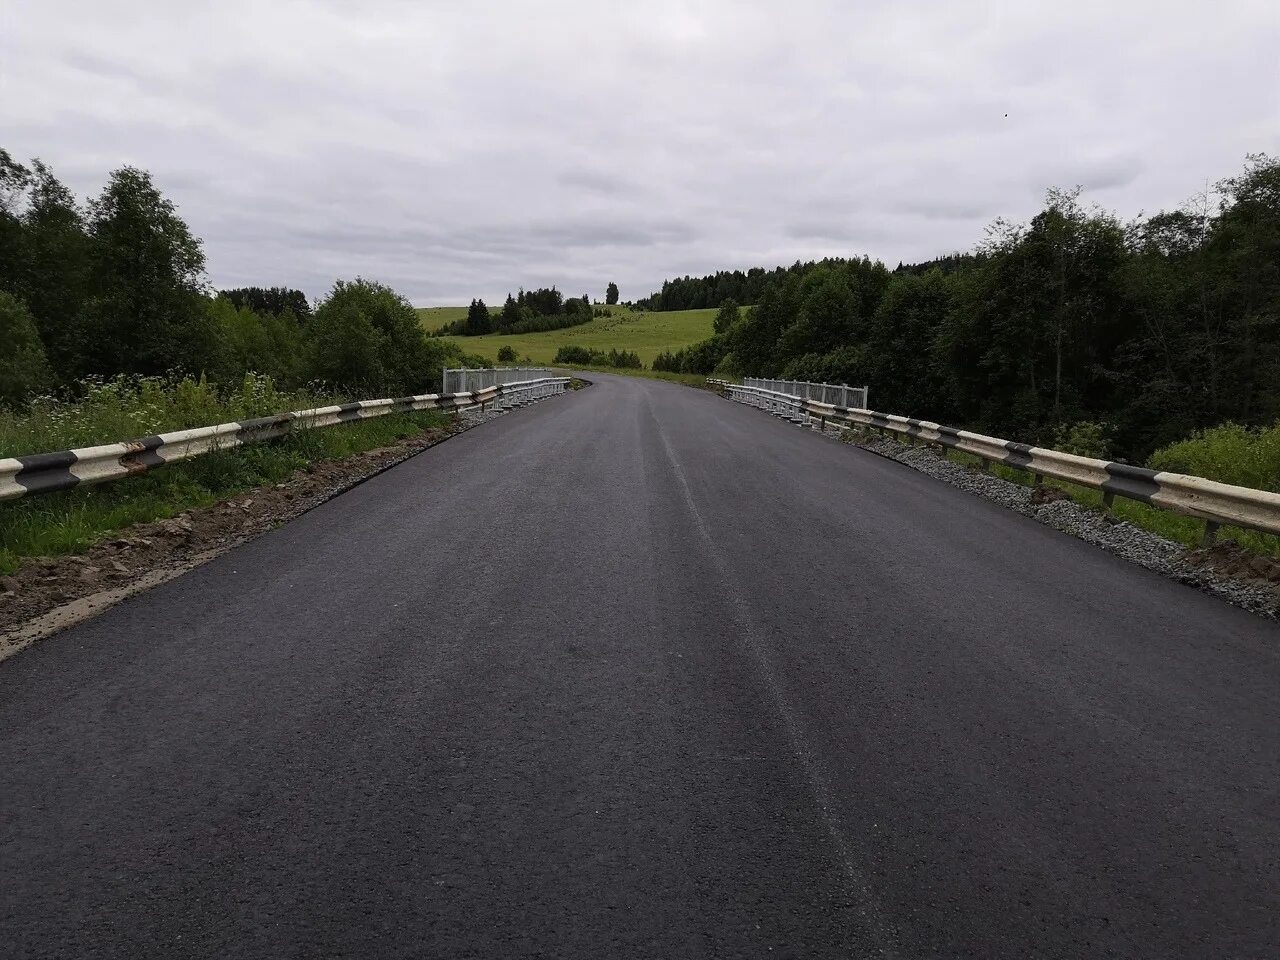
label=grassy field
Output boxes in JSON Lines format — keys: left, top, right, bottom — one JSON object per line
{"left": 422, "top": 306, "right": 718, "bottom": 365}
{"left": 416, "top": 306, "right": 472, "bottom": 329}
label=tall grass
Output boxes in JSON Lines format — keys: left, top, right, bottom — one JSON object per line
{"left": 0, "top": 374, "right": 450, "bottom": 573}
{"left": 0, "top": 373, "right": 339, "bottom": 459}
{"left": 1148, "top": 422, "right": 1280, "bottom": 492}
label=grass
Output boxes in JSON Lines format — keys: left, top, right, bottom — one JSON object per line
{"left": 0, "top": 374, "right": 345, "bottom": 459}
{"left": 0, "top": 375, "right": 452, "bottom": 574}
{"left": 426, "top": 305, "right": 718, "bottom": 366}
{"left": 853, "top": 428, "right": 1280, "bottom": 559}
{"left": 415, "top": 306, "right": 473, "bottom": 330}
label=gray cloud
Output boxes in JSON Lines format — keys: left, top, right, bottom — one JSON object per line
{"left": 2, "top": 0, "right": 1277, "bottom": 305}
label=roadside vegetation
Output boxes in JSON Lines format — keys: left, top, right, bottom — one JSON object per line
{"left": 641, "top": 155, "right": 1280, "bottom": 477}
{"left": 553, "top": 345, "right": 642, "bottom": 369}
{"left": 0, "top": 374, "right": 450, "bottom": 573}
{"left": 0, "top": 149, "right": 489, "bottom": 572}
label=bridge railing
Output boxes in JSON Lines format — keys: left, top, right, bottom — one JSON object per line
{"left": 443, "top": 366, "right": 552, "bottom": 394}
{"left": 708, "top": 379, "right": 1280, "bottom": 541}
{"left": 743, "top": 378, "right": 868, "bottom": 410}
{"left": 0, "top": 378, "right": 569, "bottom": 502}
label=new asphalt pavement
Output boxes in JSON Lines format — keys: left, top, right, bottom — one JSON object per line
{"left": 1, "top": 372, "right": 1277, "bottom": 958}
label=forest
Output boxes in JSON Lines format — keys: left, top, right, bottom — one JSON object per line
{"left": 0, "top": 149, "right": 487, "bottom": 408}
{"left": 648, "top": 154, "right": 1280, "bottom": 462}
{"left": 434, "top": 288, "right": 597, "bottom": 337}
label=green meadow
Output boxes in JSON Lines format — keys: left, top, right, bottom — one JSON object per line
{"left": 416, "top": 305, "right": 718, "bottom": 366}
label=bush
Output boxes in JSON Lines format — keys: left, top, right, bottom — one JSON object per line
{"left": 1148, "top": 421, "right": 1280, "bottom": 491}
{"left": 554, "top": 345, "right": 593, "bottom": 365}
{"left": 1051, "top": 421, "right": 1113, "bottom": 460}
{"left": 553, "top": 345, "right": 642, "bottom": 369}
{"left": 497, "top": 345, "right": 518, "bottom": 363}
{"left": 652, "top": 334, "right": 729, "bottom": 374}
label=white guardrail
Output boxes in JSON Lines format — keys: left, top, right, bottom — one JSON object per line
{"left": 744, "top": 378, "right": 868, "bottom": 410}
{"left": 0, "top": 377, "right": 569, "bottom": 502}
{"left": 443, "top": 366, "right": 552, "bottom": 394}
{"left": 709, "top": 378, "right": 1280, "bottom": 541}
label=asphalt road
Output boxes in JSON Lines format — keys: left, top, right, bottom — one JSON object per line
{"left": 2, "top": 373, "right": 1277, "bottom": 959}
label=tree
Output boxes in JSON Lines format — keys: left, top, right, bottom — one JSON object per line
{"left": 20, "top": 161, "right": 92, "bottom": 380}
{"left": 500, "top": 293, "right": 520, "bottom": 329}
{"left": 77, "top": 166, "right": 218, "bottom": 378}
{"left": 305, "top": 295, "right": 383, "bottom": 389}
{"left": 0, "top": 150, "right": 32, "bottom": 309}
{"left": 220, "top": 287, "right": 311, "bottom": 320}
{"left": 0, "top": 292, "right": 52, "bottom": 405}
{"left": 606, "top": 281, "right": 619, "bottom": 305}
{"left": 713, "top": 298, "right": 739, "bottom": 334}
{"left": 307, "top": 278, "right": 436, "bottom": 392}
{"left": 497, "top": 345, "right": 517, "bottom": 363}
{"left": 465, "top": 298, "right": 492, "bottom": 336}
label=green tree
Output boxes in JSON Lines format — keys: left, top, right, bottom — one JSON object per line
{"left": 77, "top": 166, "right": 218, "bottom": 378}
{"left": 307, "top": 278, "right": 437, "bottom": 393}
{"left": 208, "top": 296, "right": 302, "bottom": 385}
{"left": 20, "top": 161, "right": 92, "bottom": 381}
{"left": 0, "top": 150, "right": 32, "bottom": 310}
{"left": 464, "top": 298, "right": 492, "bottom": 336}
{"left": 305, "top": 295, "right": 384, "bottom": 390}
{"left": 499, "top": 293, "right": 520, "bottom": 329}
{"left": 605, "top": 281, "right": 619, "bottom": 305}
{"left": 0, "top": 292, "right": 53, "bottom": 405}
{"left": 713, "top": 298, "right": 739, "bottom": 334}
{"left": 497, "top": 345, "right": 517, "bottom": 363}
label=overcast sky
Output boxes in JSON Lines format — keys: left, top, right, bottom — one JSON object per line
{"left": 3, "top": 1, "right": 1277, "bottom": 306}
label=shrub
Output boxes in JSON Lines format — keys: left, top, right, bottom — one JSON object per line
{"left": 1148, "top": 421, "right": 1280, "bottom": 491}
{"left": 1051, "top": 421, "right": 1113, "bottom": 460}
{"left": 554, "top": 345, "right": 593, "bottom": 365}
{"left": 497, "top": 345, "right": 518, "bottom": 363}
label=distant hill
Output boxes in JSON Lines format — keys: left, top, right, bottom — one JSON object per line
{"left": 424, "top": 305, "right": 718, "bottom": 365}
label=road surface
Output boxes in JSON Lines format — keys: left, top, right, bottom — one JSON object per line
{"left": 2, "top": 373, "right": 1277, "bottom": 958}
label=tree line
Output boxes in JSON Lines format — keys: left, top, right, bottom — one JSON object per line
{"left": 647, "top": 154, "right": 1280, "bottom": 462}
{"left": 553, "top": 345, "right": 641, "bottom": 369}
{"left": 0, "top": 149, "right": 488, "bottom": 405}
{"left": 437, "top": 287, "right": 597, "bottom": 337}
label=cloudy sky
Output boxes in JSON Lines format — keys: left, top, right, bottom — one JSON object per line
{"left": 3, "top": 1, "right": 1277, "bottom": 306}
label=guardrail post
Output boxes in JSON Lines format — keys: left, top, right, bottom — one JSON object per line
{"left": 1203, "top": 520, "right": 1221, "bottom": 545}
{"left": 1102, "top": 490, "right": 1115, "bottom": 515}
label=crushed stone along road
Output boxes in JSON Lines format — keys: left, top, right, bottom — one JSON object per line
{"left": 1, "top": 372, "right": 1278, "bottom": 959}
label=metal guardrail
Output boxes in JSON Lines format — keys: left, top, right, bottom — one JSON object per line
{"left": 442, "top": 366, "right": 552, "bottom": 394}
{"left": 744, "top": 378, "right": 868, "bottom": 410}
{"left": 0, "top": 378, "right": 569, "bottom": 502}
{"left": 709, "top": 379, "right": 1280, "bottom": 540}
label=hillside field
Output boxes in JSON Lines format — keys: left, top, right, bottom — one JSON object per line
{"left": 415, "top": 306, "right": 473, "bottom": 328}
{"left": 417, "top": 306, "right": 719, "bottom": 365}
